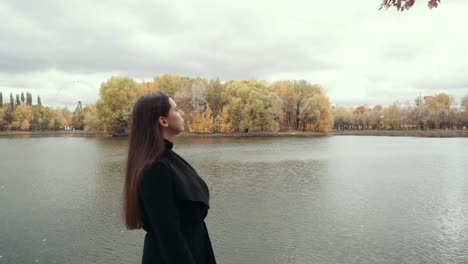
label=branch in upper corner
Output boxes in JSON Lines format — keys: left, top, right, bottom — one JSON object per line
{"left": 379, "top": 0, "right": 440, "bottom": 11}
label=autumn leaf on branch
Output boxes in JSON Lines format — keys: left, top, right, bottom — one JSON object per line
{"left": 380, "top": 0, "right": 440, "bottom": 11}
{"left": 427, "top": 0, "right": 440, "bottom": 9}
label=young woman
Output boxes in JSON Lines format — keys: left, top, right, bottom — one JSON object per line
{"left": 123, "top": 92, "right": 217, "bottom": 264}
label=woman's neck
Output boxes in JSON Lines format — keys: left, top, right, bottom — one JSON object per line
{"left": 162, "top": 133, "right": 175, "bottom": 143}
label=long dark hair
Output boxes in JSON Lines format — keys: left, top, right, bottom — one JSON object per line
{"left": 123, "top": 92, "right": 171, "bottom": 229}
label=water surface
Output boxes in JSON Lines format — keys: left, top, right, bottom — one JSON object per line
{"left": 0, "top": 136, "right": 466, "bottom": 263}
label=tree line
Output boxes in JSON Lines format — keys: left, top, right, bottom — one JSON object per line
{"left": 334, "top": 93, "right": 468, "bottom": 130}
{"left": 1, "top": 74, "right": 467, "bottom": 134}
{"left": 0, "top": 92, "right": 69, "bottom": 130}
{"left": 93, "top": 75, "right": 333, "bottom": 134}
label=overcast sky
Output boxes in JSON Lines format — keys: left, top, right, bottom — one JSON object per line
{"left": 1, "top": 0, "right": 467, "bottom": 109}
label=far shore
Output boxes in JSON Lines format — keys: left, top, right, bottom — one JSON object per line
{"left": 0, "top": 130, "right": 107, "bottom": 137}
{"left": 1, "top": 129, "right": 468, "bottom": 138}
{"left": 180, "top": 130, "right": 468, "bottom": 138}
{"left": 330, "top": 129, "right": 468, "bottom": 138}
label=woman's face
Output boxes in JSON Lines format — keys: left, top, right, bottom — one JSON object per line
{"left": 160, "top": 97, "right": 185, "bottom": 135}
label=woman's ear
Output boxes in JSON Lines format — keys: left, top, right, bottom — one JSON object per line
{"left": 159, "top": 116, "right": 169, "bottom": 127}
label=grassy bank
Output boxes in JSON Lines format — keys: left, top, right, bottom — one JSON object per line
{"left": 330, "top": 129, "right": 468, "bottom": 138}
{"left": 0, "top": 130, "right": 107, "bottom": 137}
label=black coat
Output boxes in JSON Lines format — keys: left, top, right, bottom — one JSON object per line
{"left": 139, "top": 140, "right": 217, "bottom": 264}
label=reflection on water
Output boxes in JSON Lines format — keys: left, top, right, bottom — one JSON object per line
{"left": 0, "top": 136, "right": 467, "bottom": 264}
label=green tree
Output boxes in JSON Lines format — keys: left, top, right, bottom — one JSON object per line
{"left": 15, "top": 94, "right": 20, "bottom": 106}
{"left": 95, "top": 76, "right": 141, "bottom": 134}
{"left": 37, "top": 96, "right": 42, "bottom": 107}
{"left": 224, "top": 81, "right": 281, "bottom": 133}
{"left": 0, "top": 92, "right": 3, "bottom": 107}
{"left": 41, "top": 117, "right": 50, "bottom": 130}
{"left": 54, "top": 120, "right": 61, "bottom": 130}
{"left": 21, "top": 92, "right": 25, "bottom": 103}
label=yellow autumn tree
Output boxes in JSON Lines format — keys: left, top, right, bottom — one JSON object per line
{"left": 140, "top": 81, "right": 157, "bottom": 95}
{"left": 215, "top": 107, "right": 233, "bottom": 133}
{"left": 20, "top": 119, "right": 30, "bottom": 130}
{"left": 188, "top": 104, "right": 214, "bottom": 133}
{"left": 46, "top": 107, "right": 68, "bottom": 129}
{"left": 300, "top": 88, "right": 334, "bottom": 132}
{"left": 383, "top": 105, "right": 401, "bottom": 129}
{"left": 9, "top": 121, "right": 20, "bottom": 130}
{"left": 48, "top": 119, "right": 55, "bottom": 130}
{"left": 269, "top": 80, "right": 296, "bottom": 131}
{"left": 333, "top": 107, "right": 353, "bottom": 130}
{"left": 13, "top": 104, "right": 33, "bottom": 124}
{"left": 152, "top": 74, "right": 190, "bottom": 98}
{"left": 0, "top": 107, "right": 5, "bottom": 129}
{"left": 82, "top": 105, "right": 102, "bottom": 131}
{"left": 353, "top": 106, "right": 368, "bottom": 115}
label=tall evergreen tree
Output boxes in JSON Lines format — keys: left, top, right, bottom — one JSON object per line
{"left": 10, "top": 93, "right": 14, "bottom": 109}
{"left": 37, "top": 96, "right": 42, "bottom": 107}
{"left": 21, "top": 92, "right": 25, "bottom": 103}
{"left": 27, "top": 92, "right": 32, "bottom": 105}
{"left": 0, "top": 92, "right": 3, "bottom": 107}
{"left": 15, "top": 94, "right": 20, "bottom": 106}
